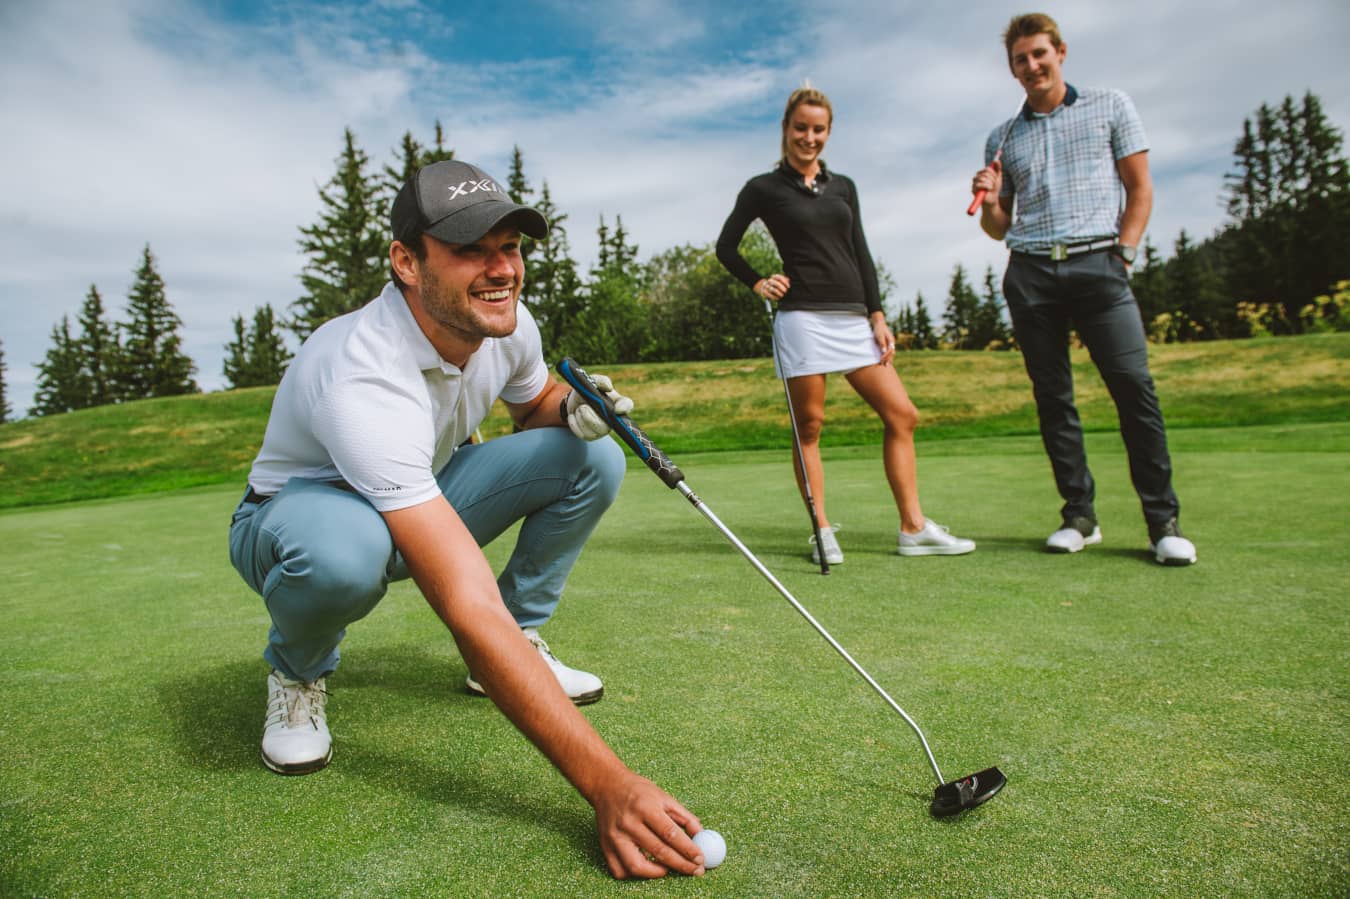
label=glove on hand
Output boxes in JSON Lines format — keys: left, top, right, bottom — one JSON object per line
{"left": 564, "top": 373, "right": 634, "bottom": 440}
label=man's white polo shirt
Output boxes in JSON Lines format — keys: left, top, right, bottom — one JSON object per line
{"left": 247, "top": 282, "right": 550, "bottom": 512}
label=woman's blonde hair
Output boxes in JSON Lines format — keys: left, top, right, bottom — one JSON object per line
{"left": 780, "top": 83, "right": 833, "bottom": 160}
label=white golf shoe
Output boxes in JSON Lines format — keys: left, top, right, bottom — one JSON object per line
{"left": 1046, "top": 517, "right": 1103, "bottom": 554}
{"left": 261, "top": 670, "right": 332, "bottom": 775}
{"left": 810, "top": 525, "right": 844, "bottom": 565}
{"left": 897, "top": 519, "right": 976, "bottom": 556}
{"left": 1149, "top": 518, "right": 1197, "bottom": 566}
{"left": 466, "top": 628, "right": 604, "bottom": 705}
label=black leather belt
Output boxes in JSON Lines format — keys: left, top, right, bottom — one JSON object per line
{"left": 1015, "top": 237, "right": 1117, "bottom": 261}
{"left": 243, "top": 480, "right": 355, "bottom": 505}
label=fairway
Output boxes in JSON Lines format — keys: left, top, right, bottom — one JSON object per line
{"left": 1, "top": 425, "right": 1347, "bottom": 896}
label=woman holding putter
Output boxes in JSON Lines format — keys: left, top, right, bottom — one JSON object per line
{"left": 716, "top": 84, "right": 975, "bottom": 564}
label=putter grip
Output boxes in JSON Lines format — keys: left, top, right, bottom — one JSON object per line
{"left": 556, "top": 358, "right": 685, "bottom": 489}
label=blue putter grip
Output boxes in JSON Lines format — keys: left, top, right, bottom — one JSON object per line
{"left": 557, "top": 358, "right": 685, "bottom": 489}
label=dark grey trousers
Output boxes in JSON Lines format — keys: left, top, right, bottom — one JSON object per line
{"left": 1003, "top": 250, "right": 1180, "bottom": 529}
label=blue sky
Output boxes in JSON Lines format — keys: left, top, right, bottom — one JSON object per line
{"left": 2, "top": 0, "right": 1349, "bottom": 416}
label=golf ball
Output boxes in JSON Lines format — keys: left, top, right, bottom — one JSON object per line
{"left": 693, "top": 829, "right": 726, "bottom": 869}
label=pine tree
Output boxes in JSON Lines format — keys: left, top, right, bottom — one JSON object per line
{"left": 913, "top": 292, "right": 937, "bottom": 350}
{"left": 223, "top": 304, "right": 292, "bottom": 389}
{"left": 0, "top": 339, "right": 11, "bottom": 423}
{"left": 382, "top": 122, "right": 456, "bottom": 199}
{"left": 246, "top": 304, "right": 291, "bottom": 385}
{"left": 941, "top": 264, "right": 981, "bottom": 349}
{"left": 507, "top": 145, "right": 537, "bottom": 267}
{"left": 76, "top": 284, "right": 118, "bottom": 405}
{"left": 569, "top": 214, "right": 646, "bottom": 363}
{"left": 223, "top": 315, "right": 250, "bottom": 389}
{"left": 30, "top": 316, "right": 91, "bottom": 416}
{"left": 972, "top": 265, "right": 1011, "bottom": 349}
{"left": 115, "top": 245, "right": 198, "bottom": 399}
{"left": 292, "top": 128, "right": 389, "bottom": 339}
{"left": 1166, "top": 230, "right": 1227, "bottom": 340}
{"left": 523, "top": 181, "right": 585, "bottom": 361}
{"left": 1223, "top": 91, "right": 1350, "bottom": 324}
{"left": 1131, "top": 238, "right": 1168, "bottom": 326}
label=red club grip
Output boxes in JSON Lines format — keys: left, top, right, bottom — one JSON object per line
{"left": 966, "top": 190, "right": 987, "bottom": 216}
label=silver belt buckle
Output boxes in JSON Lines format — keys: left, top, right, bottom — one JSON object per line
{"left": 1049, "top": 243, "right": 1068, "bottom": 261}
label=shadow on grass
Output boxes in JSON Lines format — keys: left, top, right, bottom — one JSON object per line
{"left": 160, "top": 649, "right": 598, "bottom": 867}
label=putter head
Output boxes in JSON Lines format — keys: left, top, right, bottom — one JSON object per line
{"left": 930, "top": 767, "right": 1006, "bottom": 817}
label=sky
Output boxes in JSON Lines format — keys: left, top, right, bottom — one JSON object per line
{"left": 2, "top": 0, "right": 1348, "bottom": 417}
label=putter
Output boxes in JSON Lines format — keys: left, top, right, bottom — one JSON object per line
{"left": 764, "top": 299, "right": 830, "bottom": 575}
{"left": 966, "top": 99, "right": 1026, "bottom": 216}
{"left": 558, "top": 358, "right": 1006, "bottom": 817}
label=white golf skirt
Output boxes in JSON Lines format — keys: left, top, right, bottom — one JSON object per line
{"left": 772, "top": 309, "right": 882, "bottom": 379}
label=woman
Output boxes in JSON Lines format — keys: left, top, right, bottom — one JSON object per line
{"left": 715, "top": 84, "right": 974, "bottom": 564}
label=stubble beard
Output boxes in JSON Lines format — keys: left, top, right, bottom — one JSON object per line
{"left": 420, "top": 266, "right": 519, "bottom": 342}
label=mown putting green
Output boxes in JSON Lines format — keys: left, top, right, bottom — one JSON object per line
{"left": 1, "top": 425, "right": 1345, "bottom": 896}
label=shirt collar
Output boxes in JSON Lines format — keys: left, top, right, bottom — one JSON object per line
{"left": 776, "top": 158, "right": 831, "bottom": 193}
{"left": 1021, "top": 83, "right": 1078, "bottom": 120}
{"left": 380, "top": 282, "right": 459, "bottom": 374}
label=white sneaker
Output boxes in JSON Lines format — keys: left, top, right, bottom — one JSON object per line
{"left": 897, "top": 519, "right": 976, "bottom": 556}
{"left": 466, "top": 628, "right": 605, "bottom": 705}
{"left": 261, "top": 670, "right": 332, "bottom": 775}
{"left": 1046, "top": 517, "right": 1103, "bottom": 554}
{"left": 1149, "top": 518, "right": 1197, "bottom": 566}
{"left": 810, "top": 525, "right": 844, "bottom": 565}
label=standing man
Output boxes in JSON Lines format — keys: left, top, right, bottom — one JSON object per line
{"left": 970, "top": 12, "right": 1196, "bottom": 565}
{"left": 229, "top": 160, "right": 709, "bottom": 879}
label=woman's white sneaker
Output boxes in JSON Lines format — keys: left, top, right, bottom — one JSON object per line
{"left": 809, "top": 525, "right": 844, "bottom": 565}
{"left": 897, "top": 519, "right": 976, "bottom": 556}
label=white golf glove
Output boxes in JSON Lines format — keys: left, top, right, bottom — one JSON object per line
{"left": 564, "top": 373, "right": 634, "bottom": 441}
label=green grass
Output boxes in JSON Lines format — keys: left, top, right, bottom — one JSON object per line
{"left": 2, "top": 333, "right": 1347, "bottom": 509}
{"left": 2, "top": 424, "right": 1347, "bottom": 896}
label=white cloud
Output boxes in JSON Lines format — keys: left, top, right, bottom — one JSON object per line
{"left": 2, "top": 0, "right": 1349, "bottom": 416}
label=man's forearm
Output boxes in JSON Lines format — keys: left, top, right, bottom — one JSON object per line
{"left": 383, "top": 500, "right": 629, "bottom": 802}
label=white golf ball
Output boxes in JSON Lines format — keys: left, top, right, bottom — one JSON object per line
{"left": 693, "top": 829, "right": 726, "bottom": 869}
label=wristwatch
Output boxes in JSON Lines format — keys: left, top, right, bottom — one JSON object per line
{"left": 1113, "top": 242, "right": 1137, "bottom": 264}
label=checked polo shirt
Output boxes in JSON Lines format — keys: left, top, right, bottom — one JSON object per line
{"left": 988, "top": 84, "right": 1149, "bottom": 254}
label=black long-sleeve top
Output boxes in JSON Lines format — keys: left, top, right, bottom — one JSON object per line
{"left": 715, "top": 160, "right": 883, "bottom": 317}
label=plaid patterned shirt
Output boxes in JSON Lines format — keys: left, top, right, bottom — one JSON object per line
{"left": 988, "top": 85, "right": 1148, "bottom": 253}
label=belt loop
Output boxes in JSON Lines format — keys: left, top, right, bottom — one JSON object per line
{"left": 1050, "top": 243, "right": 1068, "bottom": 261}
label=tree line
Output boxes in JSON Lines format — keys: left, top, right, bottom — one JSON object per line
{"left": 5, "top": 90, "right": 1346, "bottom": 423}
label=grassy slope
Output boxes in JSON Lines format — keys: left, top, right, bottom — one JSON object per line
{"left": 2, "top": 333, "right": 1347, "bottom": 509}
{"left": 0, "top": 427, "right": 1346, "bottom": 896}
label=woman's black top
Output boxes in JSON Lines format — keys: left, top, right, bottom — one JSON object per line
{"left": 716, "top": 160, "right": 882, "bottom": 317}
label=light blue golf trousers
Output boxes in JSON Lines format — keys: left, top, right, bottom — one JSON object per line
{"left": 228, "top": 428, "right": 626, "bottom": 683}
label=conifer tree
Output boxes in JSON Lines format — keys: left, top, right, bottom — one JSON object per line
{"left": 972, "top": 265, "right": 1011, "bottom": 348}
{"left": 115, "top": 245, "right": 198, "bottom": 399}
{"left": 76, "top": 284, "right": 118, "bottom": 405}
{"left": 913, "top": 292, "right": 937, "bottom": 350}
{"left": 941, "top": 264, "right": 981, "bottom": 349}
{"left": 507, "top": 145, "right": 537, "bottom": 267}
{"left": 223, "top": 304, "right": 292, "bottom": 389}
{"left": 30, "top": 316, "right": 91, "bottom": 416}
{"left": 0, "top": 339, "right": 11, "bottom": 423}
{"left": 292, "top": 128, "right": 389, "bottom": 339}
{"left": 521, "top": 181, "right": 584, "bottom": 361}
{"left": 223, "top": 315, "right": 249, "bottom": 389}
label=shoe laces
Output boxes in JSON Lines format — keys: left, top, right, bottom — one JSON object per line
{"left": 808, "top": 524, "right": 841, "bottom": 547}
{"left": 269, "top": 676, "right": 328, "bottom": 730}
{"left": 523, "top": 629, "right": 561, "bottom": 667}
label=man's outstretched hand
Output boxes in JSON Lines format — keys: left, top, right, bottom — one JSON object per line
{"left": 593, "top": 770, "right": 706, "bottom": 879}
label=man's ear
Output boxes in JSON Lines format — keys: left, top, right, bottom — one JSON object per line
{"left": 390, "top": 240, "right": 420, "bottom": 288}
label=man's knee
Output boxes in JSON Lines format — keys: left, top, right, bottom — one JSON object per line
{"left": 580, "top": 435, "right": 626, "bottom": 505}
{"left": 267, "top": 534, "right": 391, "bottom": 622}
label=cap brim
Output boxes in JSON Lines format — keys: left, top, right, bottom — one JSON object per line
{"left": 422, "top": 203, "right": 548, "bottom": 245}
